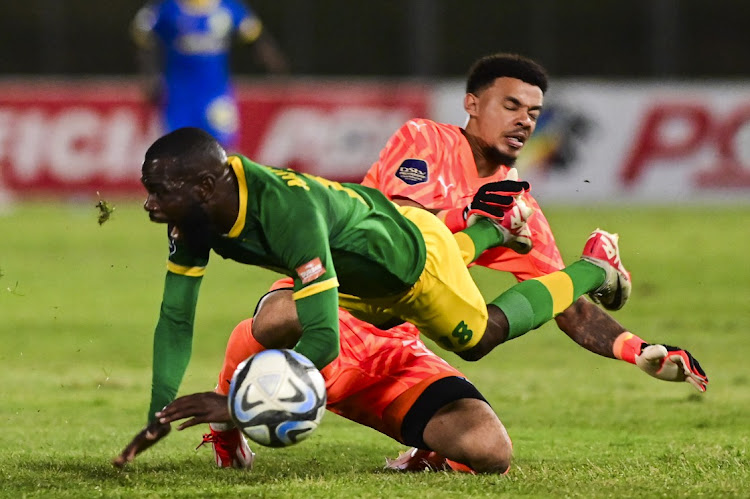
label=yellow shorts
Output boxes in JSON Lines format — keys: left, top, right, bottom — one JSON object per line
{"left": 339, "top": 206, "right": 488, "bottom": 352}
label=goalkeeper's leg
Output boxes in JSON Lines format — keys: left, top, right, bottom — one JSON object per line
{"left": 204, "top": 318, "right": 266, "bottom": 470}
{"left": 382, "top": 376, "right": 512, "bottom": 474}
{"left": 207, "top": 285, "right": 300, "bottom": 470}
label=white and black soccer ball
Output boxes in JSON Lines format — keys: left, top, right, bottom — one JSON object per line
{"left": 228, "top": 349, "right": 327, "bottom": 447}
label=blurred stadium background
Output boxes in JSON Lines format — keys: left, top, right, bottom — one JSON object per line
{"left": 1, "top": 0, "right": 749, "bottom": 204}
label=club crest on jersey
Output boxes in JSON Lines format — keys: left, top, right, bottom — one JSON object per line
{"left": 296, "top": 257, "right": 326, "bottom": 284}
{"left": 395, "top": 159, "right": 428, "bottom": 185}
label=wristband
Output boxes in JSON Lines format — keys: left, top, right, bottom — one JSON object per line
{"left": 438, "top": 207, "right": 467, "bottom": 232}
{"left": 613, "top": 332, "right": 646, "bottom": 364}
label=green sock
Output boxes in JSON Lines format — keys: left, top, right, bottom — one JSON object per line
{"left": 561, "top": 260, "right": 607, "bottom": 297}
{"left": 457, "top": 219, "right": 504, "bottom": 263}
{"left": 490, "top": 260, "right": 605, "bottom": 340}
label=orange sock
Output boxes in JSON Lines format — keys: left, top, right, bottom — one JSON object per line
{"left": 216, "top": 318, "right": 267, "bottom": 395}
{"left": 613, "top": 332, "right": 646, "bottom": 364}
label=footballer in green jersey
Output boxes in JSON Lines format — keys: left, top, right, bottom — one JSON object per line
{"left": 142, "top": 142, "right": 433, "bottom": 416}
{"left": 160, "top": 153, "right": 430, "bottom": 363}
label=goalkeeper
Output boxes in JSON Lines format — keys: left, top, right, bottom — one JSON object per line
{"left": 362, "top": 52, "right": 707, "bottom": 391}
{"left": 357, "top": 53, "right": 708, "bottom": 467}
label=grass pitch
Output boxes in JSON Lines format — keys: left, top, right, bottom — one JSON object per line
{"left": 1, "top": 200, "right": 749, "bottom": 498}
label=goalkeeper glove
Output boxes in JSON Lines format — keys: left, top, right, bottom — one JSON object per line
{"left": 439, "top": 168, "right": 530, "bottom": 232}
{"left": 464, "top": 178, "right": 530, "bottom": 227}
{"left": 488, "top": 197, "right": 534, "bottom": 254}
{"left": 635, "top": 344, "right": 709, "bottom": 392}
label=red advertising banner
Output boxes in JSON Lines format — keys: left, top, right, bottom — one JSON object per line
{"left": 0, "top": 80, "right": 429, "bottom": 197}
{"left": 234, "top": 81, "right": 429, "bottom": 182}
{"left": 0, "top": 81, "right": 157, "bottom": 196}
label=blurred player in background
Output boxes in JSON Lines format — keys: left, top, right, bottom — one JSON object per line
{"left": 131, "top": 0, "right": 288, "bottom": 149}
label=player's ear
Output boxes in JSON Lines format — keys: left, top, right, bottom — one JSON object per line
{"left": 193, "top": 173, "right": 216, "bottom": 200}
{"left": 464, "top": 93, "right": 479, "bottom": 117}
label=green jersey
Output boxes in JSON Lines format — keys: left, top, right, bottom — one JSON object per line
{"left": 148, "top": 154, "right": 427, "bottom": 420}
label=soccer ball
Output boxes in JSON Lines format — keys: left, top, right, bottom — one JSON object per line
{"left": 228, "top": 349, "right": 327, "bottom": 447}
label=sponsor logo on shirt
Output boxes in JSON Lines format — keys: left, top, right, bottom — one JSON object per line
{"left": 395, "top": 159, "right": 428, "bottom": 185}
{"left": 296, "top": 257, "right": 326, "bottom": 284}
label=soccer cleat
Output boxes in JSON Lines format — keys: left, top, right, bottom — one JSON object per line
{"left": 581, "top": 229, "right": 632, "bottom": 311}
{"left": 196, "top": 426, "right": 255, "bottom": 469}
{"left": 384, "top": 448, "right": 475, "bottom": 474}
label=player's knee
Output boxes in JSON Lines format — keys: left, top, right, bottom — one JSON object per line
{"left": 470, "top": 433, "right": 513, "bottom": 474}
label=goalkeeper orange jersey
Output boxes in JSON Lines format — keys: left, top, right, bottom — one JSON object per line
{"left": 362, "top": 118, "right": 564, "bottom": 281}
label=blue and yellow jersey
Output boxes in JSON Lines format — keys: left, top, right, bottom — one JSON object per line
{"left": 132, "top": 0, "right": 259, "bottom": 97}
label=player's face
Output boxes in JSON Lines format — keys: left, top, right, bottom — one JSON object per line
{"left": 141, "top": 158, "right": 201, "bottom": 226}
{"left": 464, "top": 77, "right": 543, "bottom": 161}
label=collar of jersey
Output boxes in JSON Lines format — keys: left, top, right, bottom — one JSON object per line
{"left": 226, "top": 156, "right": 248, "bottom": 238}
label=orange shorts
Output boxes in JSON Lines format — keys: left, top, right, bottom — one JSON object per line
{"left": 322, "top": 309, "right": 465, "bottom": 443}
{"left": 217, "top": 281, "right": 466, "bottom": 444}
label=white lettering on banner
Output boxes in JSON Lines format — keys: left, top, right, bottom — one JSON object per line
{"left": 256, "top": 107, "right": 410, "bottom": 180}
{"left": 50, "top": 108, "right": 100, "bottom": 180}
{"left": 11, "top": 110, "right": 46, "bottom": 182}
{"left": 621, "top": 103, "right": 750, "bottom": 188}
{"left": 0, "top": 106, "right": 159, "bottom": 185}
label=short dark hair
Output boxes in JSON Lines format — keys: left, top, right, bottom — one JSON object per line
{"left": 466, "top": 53, "right": 549, "bottom": 95}
{"left": 144, "top": 127, "right": 226, "bottom": 176}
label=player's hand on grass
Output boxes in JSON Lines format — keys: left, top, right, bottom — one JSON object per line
{"left": 112, "top": 420, "right": 171, "bottom": 469}
{"left": 464, "top": 168, "right": 530, "bottom": 226}
{"left": 155, "top": 391, "right": 232, "bottom": 431}
{"left": 635, "top": 344, "right": 709, "bottom": 392}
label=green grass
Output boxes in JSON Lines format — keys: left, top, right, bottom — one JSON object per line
{"left": 1, "top": 200, "right": 749, "bottom": 498}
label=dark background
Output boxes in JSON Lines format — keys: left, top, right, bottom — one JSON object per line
{"left": 3, "top": 0, "right": 749, "bottom": 79}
